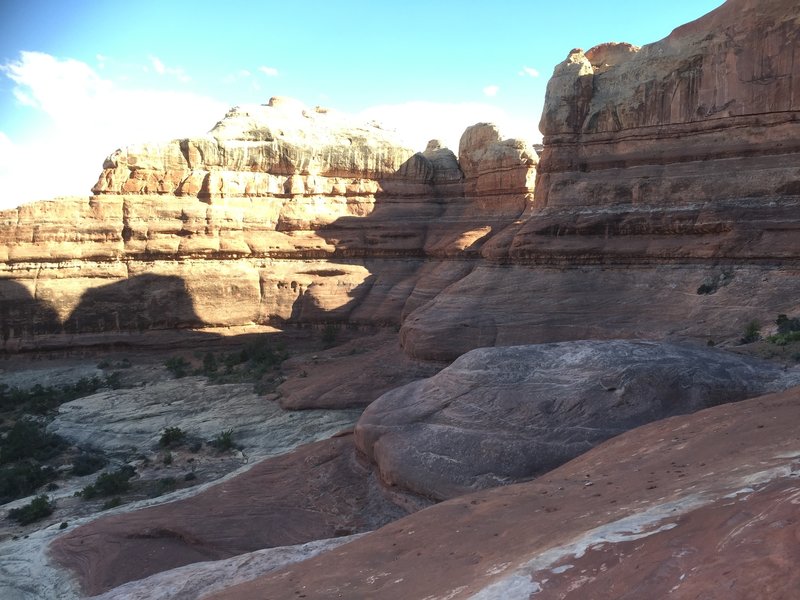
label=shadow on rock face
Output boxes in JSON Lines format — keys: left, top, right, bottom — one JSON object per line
{"left": 0, "top": 279, "right": 61, "bottom": 342}
{"left": 64, "top": 274, "right": 203, "bottom": 334}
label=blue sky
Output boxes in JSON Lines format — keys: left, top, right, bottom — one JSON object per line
{"left": 0, "top": 0, "right": 724, "bottom": 208}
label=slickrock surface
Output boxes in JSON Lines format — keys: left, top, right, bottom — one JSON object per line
{"left": 203, "top": 384, "right": 800, "bottom": 600}
{"left": 50, "top": 433, "right": 429, "bottom": 596}
{"left": 277, "top": 330, "right": 442, "bottom": 409}
{"left": 91, "top": 535, "right": 364, "bottom": 600}
{"left": 355, "top": 340, "right": 800, "bottom": 500}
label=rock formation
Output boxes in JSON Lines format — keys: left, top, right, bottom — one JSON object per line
{"left": 355, "top": 340, "right": 799, "bottom": 500}
{"left": 200, "top": 383, "right": 800, "bottom": 600}
{"left": 399, "top": 0, "right": 800, "bottom": 360}
{"left": 0, "top": 100, "right": 536, "bottom": 351}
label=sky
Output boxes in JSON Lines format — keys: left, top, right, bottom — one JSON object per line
{"left": 0, "top": 0, "right": 725, "bottom": 209}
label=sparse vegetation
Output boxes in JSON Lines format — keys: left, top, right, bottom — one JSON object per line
{"left": 80, "top": 466, "right": 136, "bottom": 499}
{"left": 768, "top": 314, "right": 800, "bottom": 346}
{"left": 71, "top": 453, "right": 107, "bottom": 476}
{"left": 7, "top": 494, "right": 54, "bottom": 525}
{"left": 149, "top": 476, "right": 177, "bottom": 497}
{"left": 102, "top": 497, "right": 123, "bottom": 510}
{"left": 164, "top": 356, "right": 190, "bottom": 378}
{"left": 0, "top": 374, "right": 122, "bottom": 415}
{"left": 740, "top": 320, "right": 761, "bottom": 344}
{"left": 0, "top": 420, "right": 66, "bottom": 465}
{"left": 0, "top": 462, "right": 57, "bottom": 504}
{"left": 210, "top": 429, "right": 236, "bottom": 452}
{"left": 159, "top": 426, "right": 186, "bottom": 448}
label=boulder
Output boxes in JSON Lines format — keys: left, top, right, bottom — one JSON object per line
{"left": 355, "top": 340, "right": 800, "bottom": 500}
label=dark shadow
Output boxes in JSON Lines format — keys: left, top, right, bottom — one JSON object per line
{"left": 64, "top": 274, "right": 203, "bottom": 334}
{"left": 0, "top": 279, "right": 61, "bottom": 343}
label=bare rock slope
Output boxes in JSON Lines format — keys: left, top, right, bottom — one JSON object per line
{"left": 205, "top": 384, "right": 800, "bottom": 600}
{"left": 356, "top": 340, "right": 800, "bottom": 500}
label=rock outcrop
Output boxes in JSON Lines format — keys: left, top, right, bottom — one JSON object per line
{"left": 355, "top": 340, "right": 800, "bottom": 500}
{"left": 50, "top": 432, "right": 429, "bottom": 596}
{"left": 0, "top": 99, "right": 536, "bottom": 350}
{"left": 399, "top": 0, "right": 800, "bottom": 360}
{"left": 200, "top": 384, "right": 800, "bottom": 600}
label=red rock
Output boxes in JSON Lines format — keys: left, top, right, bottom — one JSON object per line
{"left": 202, "top": 385, "right": 800, "bottom": 599}
{"left": 50, "top": 433, "right": 427, "bottom": 596}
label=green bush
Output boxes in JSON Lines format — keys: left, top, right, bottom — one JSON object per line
{"left": 0, "top": 420, "right": 66, "bottom": 464}
{"left": 8, "top": 494, "right": 54, "bottom": 525}
{"left": 0, "top": 375, "right": 123, "bottom": 414}
{"left": 80, "top": 466, "right": 136, "bottom": 499}
{"left": 159, "top": 426, "right": 186, "bottom": 448}
{"left": 0, "top": 462, "right": 56, "bottom": 504}
{"left": 740, "top": 320, "right": 761, "bottom": 344}
{"left": 164, "top": 356, "right": 190, "bottom": 378}
{"left": 102, "top": 497, "right": 123, "bottom": 510}
{"left": 71, "top": 453, "right": 106, "bottom": 476}
{"left": 210, "top": 429, "right": 235, "bottom": 451}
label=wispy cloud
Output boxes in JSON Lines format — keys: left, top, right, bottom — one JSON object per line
{"left": 482, "top": 85, "right": 499, "bottom": 97}
{"left": 149, "top": 55, "right": 191, "bottom": 83}
{"left": 222, "top": 68, "right": 253, "bottom": 84}
{"left": 518, "top": 66, "right": 540, "bottom": 78}
{"left": 0, "top": 51, "right": 226, "bottom": 208}
{"left": 258, "top": 65, "right": 279, "bottom": 77}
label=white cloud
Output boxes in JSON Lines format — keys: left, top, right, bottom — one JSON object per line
{"left": 519, "top": 66, "right": 540, "bottom": 78}
{"left": 258, "top": 66, "right": 279, "bottom": 77}
{"left": 359, "top": 101, "right": 541, "bottom": 154}
{"left": 482, "top": 85, "right": 499, "bottom": 97}
{"left": 149, "top": 55, "right": 190, "bottom": 83}
{"left": 0, "top": 51, "right": 227, "bottom": 209}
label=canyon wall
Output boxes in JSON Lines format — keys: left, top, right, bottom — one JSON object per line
{"left": 400, "top": 0, "right": 800, "bottom": 359}
{"left": 0, "top": 101, "right": 535, "bottom": 349}
{"left": 2, "top": 0, "right": 799, "bottom": 360}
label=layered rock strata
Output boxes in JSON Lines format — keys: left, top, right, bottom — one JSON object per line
{"left": 399, "top": 0, "right": 800, "bottom": 359}
{"left": 0, "top": 103, "right": 535, "bottom": 349}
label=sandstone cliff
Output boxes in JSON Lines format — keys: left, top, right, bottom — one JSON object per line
{"left": 399, "top": 0, "right": 800, "bottom": 360}
{"left": 1, "top": 0, "right": 799, "bottom": 365}
{"left": 0, "top": 101, "right": 535, "bottom": 349}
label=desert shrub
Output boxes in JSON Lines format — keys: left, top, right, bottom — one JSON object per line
{"left": 0, "top": 375, "right": 122, "bottom": 414}
{"left": 162, "top": 451, "right": 173, "bottom": 465}
{"left": 164, "top": 356, "right": 190, "bottom": 378}
{"left": 740, "top": 320, "right": 761, "bottom": 344}
{"left": 102, "top": 497, "right": 123, "bottom": 510}
{"left": 0, "top": 462, "right": 56, "bottom": 504}
{"left": 8, "top": 494, "right": 54, "bottom": 525}
{"left": 80, "top": 465, "right": 136, "bottom": 499}
{"left": 200, "top": 352, "right": 217, "bottom": 375}
{"left": 159, "top": 426, "right": 186, "bottom": 448}
{"left": 0, "top": 420, "right": 66, "bottom": 464}
{"left": 149, "top": 477, "right": 177, "bottom": 497}
{"left": 71, "top": 453, "right": 106, "bottom": 476}
{"left": 210, "top": 429, "right": 235, "bottom": 451}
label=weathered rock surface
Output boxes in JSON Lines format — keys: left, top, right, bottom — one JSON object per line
{"left": 277, "top": 330, "right": 441, "bottom": 409}
{"left": 398, "top": 0, "right": 800, "bottom": 360}
{"left": 50, "top": 433, "right": 429, "bottom": 596}
{"left": 0, "top": 100, "right": 536, "bottom": 350}
{"left": 202, "top": 384, "right": 800, "bottom": 600}
{"left": 356, "top": 340, "right": 800, "bottom": 500}
{"left": 51, "top": 376, "right": 362, "bottom": 458}
{"left": 91, "top": 535, "right": 363, "bottom": 600}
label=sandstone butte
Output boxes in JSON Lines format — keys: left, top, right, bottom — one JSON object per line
{"left": 2, "top": 0, "right": 800, "bottom": 598}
